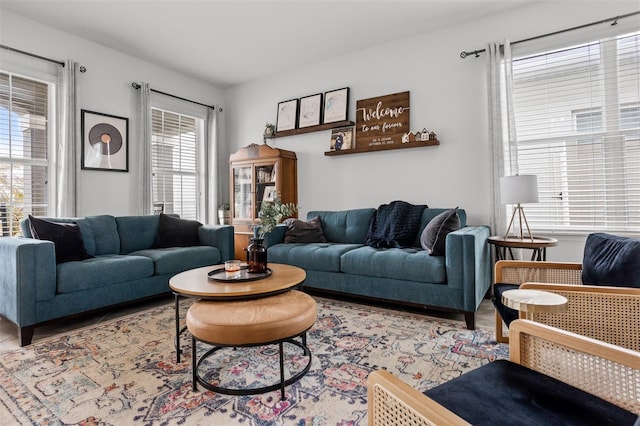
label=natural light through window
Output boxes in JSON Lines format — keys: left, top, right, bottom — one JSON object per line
{"left": 507, "top": 31, "right": 640, "bottom": 234}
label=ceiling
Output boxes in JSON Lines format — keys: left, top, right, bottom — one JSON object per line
{"left": 1, "top": 0, "right": 532, "bottom": 88}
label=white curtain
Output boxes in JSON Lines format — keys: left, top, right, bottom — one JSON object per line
{"left": 206, "top": 107, "right": 220, "bottom": 224}
{"left": 55, "top": 59, "right": 77, "bottom": 217}
{"left": 136, "top": 82, "right": 152, "bottom": 215}
{"left": 487, "top": 40, "right": 516, "bottom": 236}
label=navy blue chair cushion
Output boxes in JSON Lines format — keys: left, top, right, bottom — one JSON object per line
{"left": 582, "top": 233, "right": 640, "bottom": 288}
{"left": 492, "top": 283, "right": 519, "bottom": 327}
{"left": 424, "top": 359, "right": 638, "bottom": 426}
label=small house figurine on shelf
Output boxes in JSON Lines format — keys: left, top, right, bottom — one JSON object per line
{"left": 420, "top": 128, "right": 430, "bottom": 141}
{"left": 263, "top": 122, "right": 276, "bottom": 143}
{"left": 429, "top": 131, "right": 437, "bottom": 140}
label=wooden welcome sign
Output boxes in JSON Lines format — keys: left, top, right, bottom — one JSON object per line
{"left": 355, "top": 91, "right": 410, "bottom": 148}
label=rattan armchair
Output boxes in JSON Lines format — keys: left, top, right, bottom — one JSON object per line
{"left": 494, "top": 260, "right": 640, "bottom": 347}
{"left": 367, "top": 319, "right": 640, "bottom": 426}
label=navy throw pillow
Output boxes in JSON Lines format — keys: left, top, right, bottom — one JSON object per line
{"left": 155, "top": 213, "right": 202, "bottom": 248}
{"left": 420, "top": 207, "right": 461, "bottom": 256}
{"left": 28, "top": 215, "right": 93, "bottom": 264}
{"left": 582, "top": 233, "right": 640, "bottom": 288}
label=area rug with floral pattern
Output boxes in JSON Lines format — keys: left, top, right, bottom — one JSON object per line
{"left": 0, "top": 297, "right": 507, "bottom": 425}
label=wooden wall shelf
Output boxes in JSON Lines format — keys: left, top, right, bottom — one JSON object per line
{"left": 324, "top": 139, "right": 439, "bottom": 156}
{"left": 272, "top": 120, "right": 354, "bottom": 138}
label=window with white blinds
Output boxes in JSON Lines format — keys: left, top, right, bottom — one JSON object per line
{"left": 508, "top": 31, "right": 640, "bottom": 234}
{"left": 151, "top": 108, "right": 199, "bottom": 220}
{"left": 0, "top": 72, "right": 50, "bottom": 236}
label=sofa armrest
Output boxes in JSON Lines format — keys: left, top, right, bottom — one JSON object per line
{"left": 367, "top": 369, "right": 470, "bottom": 426}
{"left": 0, "top": 237, "right": 57, "bottom": 326}
{"left": 198, "top": 225, "right": 234, "bottom": 262}
{"left": 444, "top": 225, "right": 491, "bottom": 311}
{"left": 518, "top": 283, "right": 640, "bottom": 351}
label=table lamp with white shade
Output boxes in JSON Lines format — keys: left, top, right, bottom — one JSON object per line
{"left": 500, "top": 174, "right": 538, "bottom": 240}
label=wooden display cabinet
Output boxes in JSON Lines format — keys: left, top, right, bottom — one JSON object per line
{"left": 229, "top": 144, "right": 298, "bottom": 259}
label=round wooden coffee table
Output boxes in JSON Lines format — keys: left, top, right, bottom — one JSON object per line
{"left": 169, "top": 263, "right": 306, "bottom": 362}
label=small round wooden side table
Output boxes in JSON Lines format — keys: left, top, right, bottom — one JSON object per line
{"left": 488, "top": 236, "right": 558, "bottom": 261}
{"left": 501, "top": 289, "right": 568, "bottom": 321}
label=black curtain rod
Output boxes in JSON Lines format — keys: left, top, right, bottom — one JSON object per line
{"left": 0, "top": 44, "right": 65, "bottom": 66}
{"left": 460, "top": 11, "right": 640, "bottom": 58}
{"left": 131, "top": 82, "right": 220, "bottom": 111}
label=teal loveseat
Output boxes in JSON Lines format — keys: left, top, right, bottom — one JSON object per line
{"left": 265, "top": 207, "right": 491, "bottom": 329}
{"left": 0, "top": 214, "right": 234, "bottom": 346}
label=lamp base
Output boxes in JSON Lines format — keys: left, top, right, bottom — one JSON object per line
{"left": 504, "top": 204, "right": 534, "bottom": 241}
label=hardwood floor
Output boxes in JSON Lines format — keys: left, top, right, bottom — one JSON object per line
{"left": 0, "top": 295, "right": 497, "bottom": 352}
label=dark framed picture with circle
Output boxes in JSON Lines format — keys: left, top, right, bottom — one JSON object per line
{"left": 81, "top": 109, "right": 129, "bottom": 172}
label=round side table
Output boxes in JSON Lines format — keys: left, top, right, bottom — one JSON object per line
{"left": 488, "top": 236, "right": 558, "bottom": 261}
{"left": 501, "top": 289, "right": 568, "bottom": 321}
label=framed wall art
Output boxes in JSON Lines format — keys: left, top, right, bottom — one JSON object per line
{"left": 329, "top": 126, "right": 354, "bottom": 151}
{"left": 276, "top": 98, "right": 299, "bottom": 132}
{"left": 298, "top": 93, "right": 323, "bottom": 128}
{"left": 81, "top": 109, "right": 129, "bottom": 172}
{"left": 323, "top": 87, "right": 349, "bottom": 124}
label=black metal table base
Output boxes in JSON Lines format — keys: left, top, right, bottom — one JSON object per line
{"left": 191, "top": 333, "right": 312, "bottom": 400}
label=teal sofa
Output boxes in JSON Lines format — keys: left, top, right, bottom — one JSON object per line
{"left": 265, "top": 208, "right": 491, "bottom": 329}
{"left": 0, "top": 214, "right": 234, "bottom": 346}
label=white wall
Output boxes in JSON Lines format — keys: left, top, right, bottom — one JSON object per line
{"left": 224, "top": 1, "right": 639, "bottom": 262}
{"left": 0, "top": 9, "right": 226, "bottom": 218}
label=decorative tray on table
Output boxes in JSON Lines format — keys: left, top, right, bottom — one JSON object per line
{"left": 207, "top": 266, "right": 272, "bottom": 282}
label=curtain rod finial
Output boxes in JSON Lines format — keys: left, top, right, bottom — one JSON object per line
{"left": 131, "top": 82, "right": 141, "bottom": 89}
{"left": 460, "top": 51, "right": 468, "bottom": 58}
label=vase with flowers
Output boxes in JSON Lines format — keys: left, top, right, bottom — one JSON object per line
{"left": 247, "top": 195, "right": 297, "bottom": 273}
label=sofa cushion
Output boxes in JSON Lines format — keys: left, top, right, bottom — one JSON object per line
{"left": 28, "top": 215, "right": 93, "bottom": 264}
{"left": 131, "top": 246, "right": 221, "bottom": 275}
{"left": 56, "top": 255, "right": 154, "bottom": 293}
{"left": 420, "top": 207, "right": 461, "bottom": 256}
{"left": 267, "top": 243, "right": 363, "bottom": 272}
{"left": 307, "top": 209, "right": 376, "bottom": 244}
{"left": 283, "top": 216, "right": 327, "bottom": 243}
{"left": 116, "top": 215, "right": 161, "bottom": 253}
{"left": 582, "top": 233, "right": 640, "bottom": 288}
{"left": 155, "top": 213, "right": 202, "bottom": 248}
{"left": 424, "top": 359, "right": 638, "bottom": 426}
{"left": 340, "top": 246, "right": 447, "bottom": 283}
{"left": 85, "top": 215, "right": 120, "bottom": 255}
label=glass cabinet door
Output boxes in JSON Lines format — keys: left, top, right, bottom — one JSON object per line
{"left": 233, "top": 166, "right": 252, "bottom": 219}
{"left": 254, "top": 163, "right": 276, "bottom": 217}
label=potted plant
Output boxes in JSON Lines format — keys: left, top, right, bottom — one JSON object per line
{"left": 263, "top": 122, "right": 276, "bottom": 142}
{"left": 247, "top": 196, "right": 297, "bottom": 273}
{"left": 254, "top": 196, "right": 297, "bottom": 238}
